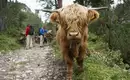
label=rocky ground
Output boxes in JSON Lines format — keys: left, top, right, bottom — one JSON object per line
{"left": 0, "top": 44, "right": 66, "bottom": 80}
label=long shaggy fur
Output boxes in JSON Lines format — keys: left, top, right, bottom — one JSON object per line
{"left": 50, "top": 3, "right": 99, "bottom": 80}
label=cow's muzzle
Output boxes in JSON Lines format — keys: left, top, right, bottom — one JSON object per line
{"left": 67, "top": 31, "right": 81, "bottom": 41}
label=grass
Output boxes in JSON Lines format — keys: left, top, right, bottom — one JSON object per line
{"left": 0, "top": 33, "right": 21, "bottom": 52}
{"left": 73, "top": 56, "right": 130, "bottom": 80}
{"left": 0, "top": 26, "right": 24, "bottom": 52}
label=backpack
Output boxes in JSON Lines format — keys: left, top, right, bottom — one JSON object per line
{"left": 28, "top": 26, "right": 34, "bottom": 35}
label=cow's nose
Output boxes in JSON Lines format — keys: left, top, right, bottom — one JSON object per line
{"left": 69, "top": 32, "right": 79, "bottom": 37}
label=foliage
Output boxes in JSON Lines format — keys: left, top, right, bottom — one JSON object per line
{"left": 51, "top": 40, "right": 62, "bottom": 59}
{"left": 38, "top": 0, "right": 63, "bottom": 22}
{"left": 0, "top": 0, "right": 7, "bottom": 12}
{"left": 2, "top": 3, "right": 27, "bottom": 28}
{"left": 74, "top": 0, "right": 114, "bottom": 7}
{"left": 87, "top": 0, "right": 130, "bottom": 64}
{"left": 0, "top": 34, "right": 21, "bottom": 51}
{"left": 78, "top": 62, "right": 130, "bottom": 80}
{"left": 39, "top": 0, "right": 61, "bottom": 9}
{"left": 23, "top": 11, "right": 43, "bottom": 33}
{"left": 0, "top": 2, "right": 43, "bottom": 51}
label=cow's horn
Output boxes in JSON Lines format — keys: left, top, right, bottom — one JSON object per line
{"left": 35, "top": 9, "right": 57, "bottom": 13}
{"left": 88, "top": 7, "right": 108, "bottom": 10}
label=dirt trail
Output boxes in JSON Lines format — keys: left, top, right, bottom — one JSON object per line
{"left": 0, "top": 44, "right": 66, "bottom": 80}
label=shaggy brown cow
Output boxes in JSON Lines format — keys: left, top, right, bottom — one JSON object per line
{"left": 50, "top": 3, "right": 99, "bottom": 80}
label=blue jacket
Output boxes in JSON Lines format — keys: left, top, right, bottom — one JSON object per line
{"left": 39, "top": 28, "right": 48, "bottom": 35}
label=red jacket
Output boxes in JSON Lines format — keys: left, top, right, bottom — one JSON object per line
{"left": 25, "top": 26, "right": 30, "bottom": 36}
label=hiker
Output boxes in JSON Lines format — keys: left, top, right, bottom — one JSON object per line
{"left": 39, "top": 26, "right": 48, "bottom": 47}
{"left": 25, "top": 24, "right": 34, "bottom": 49}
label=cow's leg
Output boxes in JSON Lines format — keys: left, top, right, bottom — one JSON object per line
{"left": 62, "top": 49, "right": 73, "bottom": 80}
{"left": 65, "top": 54, "right": 73, "bottom": 80}
{"left": 76, "top": 45, "right": 86, "bottom": 72}
{"left": 76, "top": 56, "right": 83, "bottom": 72}
{"left": 66, "top": 59, "right": 73, "bottom": 80}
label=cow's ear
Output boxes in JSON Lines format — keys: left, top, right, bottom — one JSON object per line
{"left": 50, "top": 11, "right": 60, "bottom": 23}
{"left": 87, "top": 10, "right": 99, "bottom": 23}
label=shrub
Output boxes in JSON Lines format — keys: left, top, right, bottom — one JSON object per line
{"left": 0, "top": 34, "right": 21, "bottom": 52}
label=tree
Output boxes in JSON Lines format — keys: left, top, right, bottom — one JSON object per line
{"left": 0, "top": 0, "right": 7, "bottom": 31}
{"left": 0, "top": 0, "right": 7, "bottom": 11}
{"left": 74, "top": 0, "right": 114, "bottom": 7}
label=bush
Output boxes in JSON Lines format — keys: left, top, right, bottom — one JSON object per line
{"left": 0, "top": 34, "right": 21, "bottom": 51}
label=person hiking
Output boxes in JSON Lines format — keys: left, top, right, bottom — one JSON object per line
{"left": 25, "top": 24, "right": 34, "bottom": 49}
{"left": 39, "top": 26, "right": 48, "bottom": 47}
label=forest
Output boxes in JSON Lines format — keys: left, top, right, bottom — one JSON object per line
{"left": 0, "top": 0, "right": 43, "bottom": 50}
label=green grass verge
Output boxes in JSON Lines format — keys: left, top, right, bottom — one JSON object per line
{"left": 73, "top": 57, "right": 130, "bottom": 80}
{"left": 0, "top": 34, "right": 21, "bottom": 52}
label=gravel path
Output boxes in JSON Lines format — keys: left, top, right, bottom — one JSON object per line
{"left": 0, "top": 44, "right": 66, "bottom": 80}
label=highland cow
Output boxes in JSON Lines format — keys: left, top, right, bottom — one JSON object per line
{"left": 50, "top": 3, "right": 99, "bottom": 80}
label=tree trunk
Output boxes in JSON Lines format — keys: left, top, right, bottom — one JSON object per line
{"left": 15, "top": 0, "right": 18, "bottom": 3}
{"left": 57, "top": 0, "right": 62, "bottom": 8}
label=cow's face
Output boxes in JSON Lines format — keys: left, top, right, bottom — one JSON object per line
{"left": 50, "top": 5, "right": 99, "bottom": 42}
